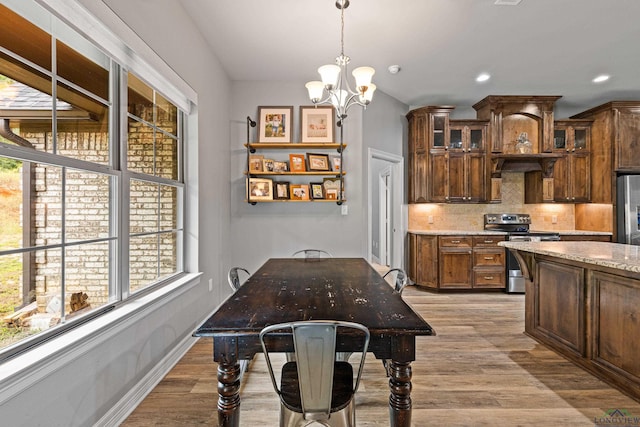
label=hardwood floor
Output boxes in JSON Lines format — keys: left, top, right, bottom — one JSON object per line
{"left": 122, "top": 287, "right": 640, "bottom": 426}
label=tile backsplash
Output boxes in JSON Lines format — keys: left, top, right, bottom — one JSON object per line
{"left": 408, "top": 173, "right": 575, "bottom": 231}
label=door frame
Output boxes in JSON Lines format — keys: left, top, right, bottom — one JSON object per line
{"left": 367, "top": 148, "right": 405, "bottom": 269}
{"left": 378, "top": 166, "right": 392, "bottom": 266}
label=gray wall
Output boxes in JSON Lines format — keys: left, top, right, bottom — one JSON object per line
{"left": 1, "top": 1, "right": 411, "bottom": 425}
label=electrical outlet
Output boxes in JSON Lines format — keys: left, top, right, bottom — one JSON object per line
{"left": 428, "top": 215, "right": 434, "bottom": 224}
{"left": 209, "top": 278, "right": 213, "bottom": 291}
{"left": 341, "top": 205, "right": 348, "bottom": 215}
{"left": 551, "top": 215, "right": 558, "bottom": 224}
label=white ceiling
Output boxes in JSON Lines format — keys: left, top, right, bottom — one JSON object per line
{"left": 177, "top": 0, "right": 640, "bottom": 117}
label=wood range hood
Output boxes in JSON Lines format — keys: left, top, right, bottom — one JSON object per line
{"left": 490, "top": 153, "right": 563, "bottom": 177}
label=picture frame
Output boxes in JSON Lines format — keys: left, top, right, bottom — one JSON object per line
{"left": 330, "top": 155, "right": 341, "bottom": 172}
{"left": 249, "top": 154, "right": 264, "bottom": 172}
{"left": 248, "top": 178, "right": 273, "bottom": 201}
{"left": 310, "top": 182, "right": 324, "bottom": 200}
{"left": 262, "top": 158, "right": 275, "bottom": 172}
{"left": 273, "top": 181, "right": 290, "bottom": 199}
{"left": 290, "top": 184, "right": 310, "bottom": 201}
{"left": 323, "top": 177, "right": 343, "bottom": 200}
{"left": 289, "top": 153, "right": 306, "bottom": 172}
{"left": 272, "top": 161, "right": 288, "bottom": 172}
{"left": 257, "top": 106, "right": 293, "bottom": 143}
{"left": 300, "top": 105, "right": 335, "bottom": 143}
{"left": 307, "top": 153, "right": 331, "bottom": 171}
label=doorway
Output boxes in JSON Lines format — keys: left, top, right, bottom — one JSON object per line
{"left": 367, "top": 148, "right": 404, "bottom": 269}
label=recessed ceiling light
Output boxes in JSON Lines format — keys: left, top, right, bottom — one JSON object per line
{"left": 476, "top": 73, "right": 491, "bottom": 82}
{"left": 593, "top": 74, "right": 610, "bottom": 83}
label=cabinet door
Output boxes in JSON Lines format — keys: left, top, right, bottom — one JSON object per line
{"left": 447, "top": 152, "right": 465, "bottom": 202}
{"left": 616, "top": 110, "right": 640, "bottom": 170}
{"left": 466, "top": 153, "right": 487, "bottom": 202}
{"left": 411, "top": 151, "right": 429, "bottom": 203}
{"left": 552, "top": 155, "right": 570, "bottom": 202}
{"left": 439, "top": 249, "right": 472, "bottom": 288}
{"left": 569, "top": 152, "right": 590, "bottom": 202}
{"left": 429, "top": 151, "right": 448, "bottom": 202}
{"left": 415, "top": 235, "right": 438, "bottom": 288}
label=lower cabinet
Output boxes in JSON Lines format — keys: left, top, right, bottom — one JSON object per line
{"left": 521, "top": 254, "right": 640, "bottom": 400}
{"left": 409, "top": 233, "right": 505, "bottom": 290}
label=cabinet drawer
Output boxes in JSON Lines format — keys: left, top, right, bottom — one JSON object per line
{"left": 474, "top": 249, "right": 505, "bottom": 266}
{"left": 473, "top": 235, "right": 506, "bottom": 247}
{"left": 474, "top": 269, "right": 505, "bottom": 288}
{"left": 439, "top": 236, "right": 472, "bottom": 247}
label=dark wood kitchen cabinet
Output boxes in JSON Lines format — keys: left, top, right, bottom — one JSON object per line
{"left": 408, "top": 234, "right": 438, "bottom": 288}
{"left": 409, "top": 233, "right": 505, "bottom": 290}
{"left": 550, "top": 120, "right": 592, "bottom": 203}
{"left": 407, "top": 106, "right": 455, "bottom": 203}
{"left": 407, "top": 106, "right": 489, "bottom": 203}
{"left": 571, "top": 101, "right": 640, "bottom": 204}
{"left": 438, "top": 236, "right": 473, "bottom": 289}
{"left": 447, "top": 120, "right": 489, "bottom": 203}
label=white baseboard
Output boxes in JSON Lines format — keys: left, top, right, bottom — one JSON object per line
{"left": 96, "top": 334, "right": 199, "bottom": 426}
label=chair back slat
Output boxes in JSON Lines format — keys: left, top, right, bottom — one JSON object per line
{"left": 292, "top": 323, "right": 336, "bottom": 418}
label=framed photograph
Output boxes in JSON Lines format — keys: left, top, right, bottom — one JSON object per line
{"left": 290, "top": 184, "right": 310, "bottom": 201}
{"left": 289, "top": 153, "right": 306, "bottom": 172}
{"left": 323, "top": 177, "right": 344, "bottom": 200}
{"left": 249, "top": 154, "right": 264, "bottom": 172}
{"left": 300, "top": 105, "right": 335, "bottom": 143}
{"left": 310, "top": 182, "right": 324, "bottom": 200}
{"left": 248, "top": 178, "right": 273, "bottom": 201}
{"left": 258, "top": 106, "right": 293, "bottom": 143}
{"left": 273, "top": 161, "right": 288, "bottom": 172}
{"left": 330, "top": 155, "right": 341, "bottom": 172}
{"left": 262, "top": 158, "right": 275, "bottom": 172}
{"left": 273, "top": 181, "right": 290, "bottom": 199}
{"left": 307, "top": 153, "right": 331, "bottom": 171}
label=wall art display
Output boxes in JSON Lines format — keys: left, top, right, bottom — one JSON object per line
{"left": 257, "top": 106, "right": 293, "bottom": 143}
{"left": 289, "top": 153, "right": 306, "bottom": 172}
{"left": 310, "top": 182, "right": 324, "bottom": 200}
{"left": 290, "top": 184, "right": 310, "bottom": 201}
{"left": 307, "top": 153, "right": 331, "bottom": 171}
{"left": 274, "top": 181, "right": 290, "bottom": 199}
{"left": 300, "top": 105, "right": 334, "bottom": 143}
{"left": 249, "top": 154, "right": 264, "bottom": 172}
{"left": 248, "top": 177, "right": 273, "bottom": 201}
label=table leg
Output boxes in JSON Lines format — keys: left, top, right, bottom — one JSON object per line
{"left": 388, "top": 360, "right": 412, "bottom": 427}
{"left": 217, "top": 361, "right": 241, "bottom": 427}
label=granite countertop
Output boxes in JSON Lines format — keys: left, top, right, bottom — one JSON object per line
{"left": 408, "top": 229, "right": 612, "bottom": 236}
{"left": 499, "top": 241, "right": 640, "bottom": 273}
{"left": 408, "top": 230, "right": 507, "bottom": 235}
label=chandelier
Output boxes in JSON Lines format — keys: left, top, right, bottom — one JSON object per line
{"left": 305, "top": 0, "right": 376, "bottom": 125}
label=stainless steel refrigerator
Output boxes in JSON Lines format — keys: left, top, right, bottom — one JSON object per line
{"left": 617, "top": 175, "right": 640, "bottom": 245}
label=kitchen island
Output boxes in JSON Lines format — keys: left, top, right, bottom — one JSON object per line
{"left": 500, "top": 240, "right": 640, "bottom": 401}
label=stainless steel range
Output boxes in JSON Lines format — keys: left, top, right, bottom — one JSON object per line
{"left": 484, "top": 213, "right": 560, "bottom": 293}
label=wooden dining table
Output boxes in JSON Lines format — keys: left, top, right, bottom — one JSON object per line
{"left": 193, "top": 257, "right": 435, "bottom": 426}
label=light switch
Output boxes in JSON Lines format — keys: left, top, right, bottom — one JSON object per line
{"left": 428, "top": 215, "right": 434, "bottom": 224}
{"left": 341, "top": 205, "right": 348, "bottom": 215}
{"left": 551, "top": 215, "right": 558, "bottom": 224}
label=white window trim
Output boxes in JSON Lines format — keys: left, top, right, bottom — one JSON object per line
{"left": 33, "top": 0, "right": 197, "bottom": 113}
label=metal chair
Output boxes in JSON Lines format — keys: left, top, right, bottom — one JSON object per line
{"left": 383, "top": 268, "right": 408, "bottom": 295}
{"left": 228, "top": 267, "right": 250, "bottom": 292}
{"left": 291, "top": 249, "right": 333, "bottom": 259}
{"left": 260, "top": 320, "right": 370, "bottom": 427}
{"left": 227, "top": 267, "right": 251, "bottom": 375}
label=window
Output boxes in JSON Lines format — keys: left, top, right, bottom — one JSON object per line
{"left": 0, "top": 3, "right": 186, "bottom": 358}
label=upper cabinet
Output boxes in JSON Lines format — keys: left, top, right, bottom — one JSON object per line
{"left": 406, "top": 106, "right": 455, "bottom": 203}
{"left": 571, "top": 102, "right": 640, "bottom": 203}
{"left": 550, "top": 120, "right": 592, "bottom": 203}
{"left": 407, "top": 107, "right": 489, "bottom": 203}
{"left": 473, "top": 95, "right": 561, "bottom": 153}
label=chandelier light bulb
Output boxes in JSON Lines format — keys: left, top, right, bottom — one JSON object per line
{"left": 360, "top": 83, "right": 376, "bottom": 104}
{"left": 352, "top": 66, "right": 375, "bottom": 93}
{"left": 305, "top": 81, "right": 325, "bottom": 103}
{"left": 318, "top": 64, "right": 341, "bottom": 90}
